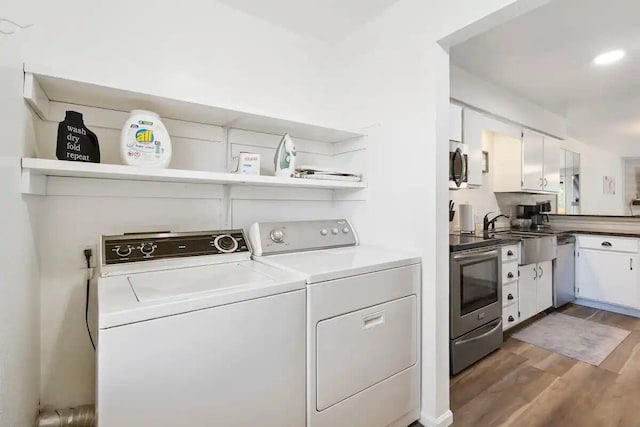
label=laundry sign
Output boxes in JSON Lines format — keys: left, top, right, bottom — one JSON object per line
{"left": 56, "top": 111, "right": 100, "bottom": 163}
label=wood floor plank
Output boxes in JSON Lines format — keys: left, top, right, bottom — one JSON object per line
{"left": 530, "top": 352, "right": 578, "bottom": 377}
{"left": 450, "top": 349, "right": 528, "bottom": 411}
{"left": 557, "top": 303, "right": 599, "bottom": 320}
{"left": 451, "top": 364, "right": 557, "bottom": 427}
{"left": 501, "top": 337, "right": 531, "bottom": 355}
{"left": 507, "top": 362, "right": 618, "bottom": 427}
{"left": 588, "top": 310, "right": 640, "bottom": 331}
{"left": 599, "top": 331, "right": 640, "bottom": 374}
{"left": 519, "top": 344, "right": 556, "bottom": 365}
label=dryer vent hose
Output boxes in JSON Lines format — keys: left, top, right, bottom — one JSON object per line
{"left": 35, "top": 405, "right": 95, "bottom": 427}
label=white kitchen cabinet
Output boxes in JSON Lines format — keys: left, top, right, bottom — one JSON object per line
{"left": 463, "top": 108, "right": 484, "bottom": 187}
{"left": 519, "top": 263, "right": 538, "bottom": 322}
{"left": 449, "top": 103, "right": 463, "bottom": 143}
{"left": 576, "top": 249, "right": 639, "bottom": 309}
{"left": 493, "top": 129, "right": 562, "bottom": 193}
{"left": 522, "top": 130, "right": 544, "bottom": 191}
{"left": 542, "top": 136, "right": 561, "bottom": 192}
{"left": 536, "top": 260, "right": 553, "bottom": 312}
{"left": 518, "top": 260, "right": 552, "bottom": 323}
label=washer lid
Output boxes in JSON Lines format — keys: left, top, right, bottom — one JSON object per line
{"left": 97, "top": 261, "right": 305, "bottom": 328}
{"left": 256, "top": 246, "right": 421, "bottom": 284}
{"left": 129, "top": 262, "right": 274, "bottom": 302}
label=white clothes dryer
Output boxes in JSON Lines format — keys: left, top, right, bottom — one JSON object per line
{"left": 249, "top": 219, "right": 422, "bottom": 427}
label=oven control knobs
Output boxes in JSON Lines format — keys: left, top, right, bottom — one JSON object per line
{"left": 507, "top": 293, "right": 514, "bottom": 300}
{"left": 115, "top": 245, "right": 132, "bottom": 257}
{"left": 507, "top": 272, "right": 514, "bottom": 279}
{"left": 270, "top": 229, "right": 285, "bottom": 243}
{"left": 508, "top": 315, "right": 515, "bottom": 322}
{"left": 140, "top": 242, "right": 156, "bottom": 257}
{"left": 214, "top": 234, "right": 239, "bottom": 253}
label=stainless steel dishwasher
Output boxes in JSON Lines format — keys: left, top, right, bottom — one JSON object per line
{"left": 553, "top": 234, "right": 576, "bottom": 307}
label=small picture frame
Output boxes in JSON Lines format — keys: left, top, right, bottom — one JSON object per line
{"left": 482, "top": 151, "right": 489, "bottom": 173}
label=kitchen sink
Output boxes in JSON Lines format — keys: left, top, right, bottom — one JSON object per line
{"left": 496, "top": 232, "right": 558, "bottom": 265}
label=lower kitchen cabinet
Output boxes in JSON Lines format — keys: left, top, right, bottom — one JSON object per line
{"left": 576, "top": 249, "right": 639, "bottom": 309}
{"left": 536, "top": 261, "right": 553, "bottom": 312}
{"left": 518, "top": 261, "right": 553, "bottom": 323}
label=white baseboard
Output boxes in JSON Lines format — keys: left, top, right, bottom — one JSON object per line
{"left": 420, "top": 409, "right": 453, "bottom": 427}
{"left": 574, "top": 299, "right": 640, "bottom": 318}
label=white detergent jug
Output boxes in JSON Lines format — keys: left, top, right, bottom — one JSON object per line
{"left": 121, "top": 110, "right": 172, "bottom": 168}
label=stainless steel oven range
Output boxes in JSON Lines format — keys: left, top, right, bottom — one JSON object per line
{"left": 449, "top": 236, "right": 503, "bottom": 375}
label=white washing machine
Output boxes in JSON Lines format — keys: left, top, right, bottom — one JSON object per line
{"left": 249, "top": 219, "right": 422, "bottom": 427}
{"left": 91, "top": 229, "right": 306, "bottom": 427}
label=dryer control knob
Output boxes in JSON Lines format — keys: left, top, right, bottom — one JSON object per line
{"left": 270, "top": 229, "right": 284, "bottom": 243}
{"left": 320, "top": 229, "right": 328, "bottom": 236}
{"left": 331, "top": 228, "right": 339, "bottom": 235}
{"left": 342, "top": 227, "right": 350, "bottom": 234}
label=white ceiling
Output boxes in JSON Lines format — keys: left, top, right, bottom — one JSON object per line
{"left": 217, "top": 0, "right": 398, "bottom": 44}
{"left": 450, "top": 0, "right": 640, "bottom": 155}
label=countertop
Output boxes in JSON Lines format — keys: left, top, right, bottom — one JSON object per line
{"left": 449, "top": 234, "right": 521, "bottom": 252}
{"left": 526, "top": 229, "right": 640, "bottom": 239}
{"left": 450, "top": 228, "right": 640, "bottom": 252}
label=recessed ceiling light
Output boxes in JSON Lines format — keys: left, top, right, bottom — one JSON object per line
{"left": 593, "top": 49, "right": 626, "bottom": 66}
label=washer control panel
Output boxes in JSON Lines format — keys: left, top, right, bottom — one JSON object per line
{"left": 249, "top": 219, "right": 358, "bottom": 256}
{"left": 102, "top": 230, "right": 249, "bottom": 265}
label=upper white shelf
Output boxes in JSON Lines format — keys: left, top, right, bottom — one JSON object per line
{"left": 23, "top": 63, "right": 366, "bottom": 143}
{"left": 21, "top": 158, "right": 367, "bottom": 195}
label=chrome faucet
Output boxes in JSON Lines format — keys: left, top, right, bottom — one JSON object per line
{"left": 483, "top": 213, "right": 510, "bottom": 232}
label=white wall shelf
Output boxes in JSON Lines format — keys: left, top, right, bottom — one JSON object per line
{"left": 21, "top": 158, "right": 367, "bottom": 195}
{"left": 23, "top": 63, "right": 366, "bottom": 144}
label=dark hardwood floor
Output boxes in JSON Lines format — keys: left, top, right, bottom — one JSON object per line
{"left": 450, "top": 304, "right": 640, "bottom": 427}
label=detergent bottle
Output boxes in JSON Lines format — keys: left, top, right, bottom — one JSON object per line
{"left": 121, "top": 110, "right": 172, "bottom": 168}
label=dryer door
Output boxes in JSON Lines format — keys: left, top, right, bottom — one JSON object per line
{"left": 315, "top": 295, "right": 417, "bottom": 411}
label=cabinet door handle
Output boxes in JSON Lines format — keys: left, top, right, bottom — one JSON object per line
{"left": 534, "top": 267, "right": 538, "bottom": 279}
{"left": 507, "top": 293, "right": 514, "bottom": 300}
{"left": 507, "top": 272, "right": 514, "bottom": 279}
{"left": 631, "top": 258, "right": 634, "bottom": 271}
{"left": 539, "top": 266, "right": 543, "bottom": 278}
{"left": 507, "top": 250, "right": 514, "bottom": 256}
{"left": 543, "top": 177, "right": 548, "bottom": 187}
{"left": 602, "top": 241, "right": 612, "bottom": 247}
{"left": 508, "top": 315, "right": 515, "bottom": 322}
{"left": 539, "top": 177, "right": 544, "bottom": 187}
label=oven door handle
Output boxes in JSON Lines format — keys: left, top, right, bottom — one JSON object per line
{"left": 454, "top": 319, "right": 502, "bottom": 346}
{"left": 453, "top": 249, "right": 500, "bottom": 263}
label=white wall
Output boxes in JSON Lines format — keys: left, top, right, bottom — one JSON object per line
{"left": 0, "top": 33, "right": 41, "bottom": 426}
{"left": 451, "top": 65, "right": 567, "bottom": 138}
{"left": 560, "top": 138, "right": 624, "bottom": 216}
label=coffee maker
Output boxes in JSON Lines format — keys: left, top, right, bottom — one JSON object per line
{"left": 515, "top": 201, "right": 552, "bottom": 231}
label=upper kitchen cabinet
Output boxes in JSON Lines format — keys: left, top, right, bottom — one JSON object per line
{"left": 449, "top": 103, "right": 463, "bottom": 143}
{"left": 493, "top": 129, "right": 561, "bottom": 193}
{"left": 462, "top": 108, "right": 484, "bottom": 187}
{"left": 542, "top": 136, "right": 561, "bottom": 192}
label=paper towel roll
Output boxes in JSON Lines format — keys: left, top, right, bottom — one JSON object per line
{"left": 459, "top": 204, "right": 474, "bottom": 233}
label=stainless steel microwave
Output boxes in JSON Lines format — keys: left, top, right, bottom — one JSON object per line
{"left": 449, "top": 141, "right": 468, "bottom": 190}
